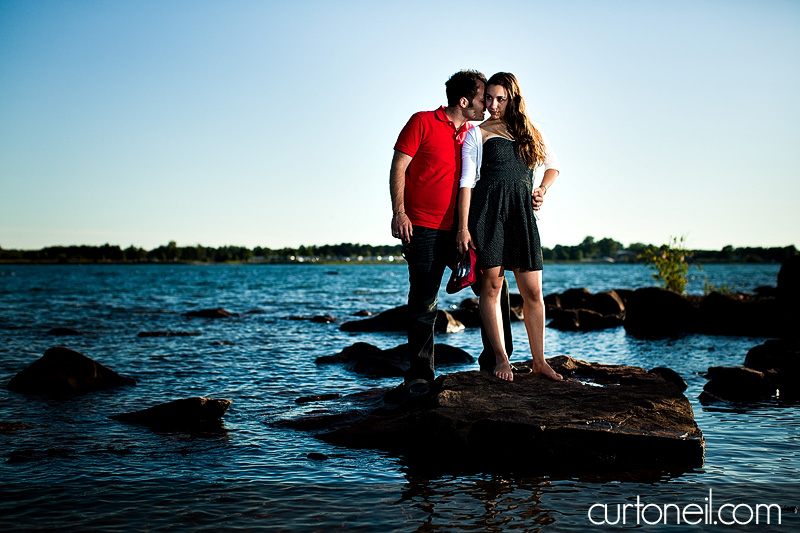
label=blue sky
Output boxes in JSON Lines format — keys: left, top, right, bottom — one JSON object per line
{"left": 1, "top": 0, "right": 798, "bottom": 251}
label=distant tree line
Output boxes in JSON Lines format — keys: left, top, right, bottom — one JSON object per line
{"left": 0, "top": 238, "right": 795, "bottom": 264}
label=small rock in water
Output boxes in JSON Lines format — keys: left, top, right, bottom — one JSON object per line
{"left": 295, "top": 393, "right": 341, "bottom": 404}
{"left": 46, "top": 328, "right": 87, "bottom": 336}
{"left": 185, "top": 308, "right": 237, "bottom": 319}
{"left": 111, "top": 397, "right": 231, "bottom": 432}
{"left": 310, "top": 315, "right": 336, "bottom": 324}
{"left": 307, "top": 453, "right": 329, "bottom": 461}
{"left": 7, "top": 346, "right": 136, "bottom": 395}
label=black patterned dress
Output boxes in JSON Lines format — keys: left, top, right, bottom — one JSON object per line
{"left": 468, "top": 137, "right": 543, "bottom": 272}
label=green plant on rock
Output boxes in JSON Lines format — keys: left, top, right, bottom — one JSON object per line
{"left": 639, "top": 236, "right": 696, "bottom": 294}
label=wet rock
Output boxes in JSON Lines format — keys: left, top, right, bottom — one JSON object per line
{"left": 559, "top": 287, "right": 592, "bottom": 310}
{"left": 548, "top": 309, "right": 623, "bottom": 332}
{"left": 509, "top": 293, "right": 524, "bottom": 321}
{"left": 0, "top": 421, "right": 33, "bottom": 434}
{"left": 184, "top": 308, "right": 237, "bottom": 319}
{"left": 296, "top": 393, "right": 341, "bottom": 404}
{"left": 310, "top": 315, "right": 336, "bottom": 324}
{"left": 7, "top": 447, "right": 73, "bottom": 464}
{"left": 137, "top": 331, "right": 201, "bottom": 338}
{"left": 698, "top": 291, "right": 783, "bottom": 337}
{"left": 46, "top": 328, "right": 87, "bottom": 336}
{"left": 754, "top": 286, "right": 778, "bottom": 297}
{"left": 699, "top": 366, "right": 776, "bottom": 404}
{"left": 544, "top": 289, "right": 624, "bottom": 331}
{"left": 744, "top": 338, "right": 800, "bottom": 400}
{"left": 7, "top": 347, "right": 136, "bottom": 395}
{"left": 281, "top": 356, "right": 704, "bottom": 473}
{"left": 448, "top": 305, "right": 482, "bottom": 328}
{"left": 544, "top": 292, "right": 561, "bottom": 314}
{"left": 316, "top": 342, "right": 474, "bottom": 378}
{"left": 777, "top": 255, "right": 800, "bottom": 303}
{"left": 614, "top": 289, "right": 635, "bottom": 308}
{"left": 623, "top": 288, "right": 699, "bottom": 338}
{"left": 649, "top": 367, "right": 687, "bottom": 392}
{"left": 307, "top": 453, "right": 329, "bottom": 461}
{"left": 110, "top": 397, "right": 231, "bottom": 432}
{"left": 353, "top": 310, "right": 373, "bottom": 317}
{"left": 339, "top": 305, "right": 465, "bottom": 334}
{"left": 586, "top": 290, "right": 626, "bottom": 316}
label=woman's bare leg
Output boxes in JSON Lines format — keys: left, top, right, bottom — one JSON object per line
{"left": 513, "top": 269, "right": 563, "bottom": 381}
{"left": 479, "top": 266, "right": 513, "bottom": 381}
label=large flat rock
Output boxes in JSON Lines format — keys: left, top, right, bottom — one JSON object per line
{"left": 279, "top": 356, "right": 704, "bottom": 474}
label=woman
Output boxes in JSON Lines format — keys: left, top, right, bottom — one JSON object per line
{"left": 456, "top": 72, "right": 562, "bottom": 382}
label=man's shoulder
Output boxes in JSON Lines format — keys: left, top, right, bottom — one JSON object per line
{"left": 407, "top": 109, "right": 440, "bottom": 122}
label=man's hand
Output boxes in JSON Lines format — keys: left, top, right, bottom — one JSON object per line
{"left": 391, "top": 212, "right": 413, "bottom": 244}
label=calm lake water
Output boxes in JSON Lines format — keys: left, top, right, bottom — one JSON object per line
{"left": 0, "top": 263, "right": 797, "bottom": 531}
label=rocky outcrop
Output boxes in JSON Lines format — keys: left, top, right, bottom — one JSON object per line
{"left": 623, "top": 287, "right": 699, "bottom": 338}
{"left": 110, "top": 397, "right": 231, "bottom": 432}
{"left": 184, "top": 308, "right": 237, "bottom": 319}
{"left": 546, "top": 289, "right": 625, "bottom": 331}
{"left": 777, "top": 255, "right": 800, "bottom": 303}
{"left": 280, "top": 356, "right": 704, "bottom": 473}
{"left": 697, "top": 292, "right": 784, "bottom": 337}
{"left": 548, "top": 309, "right": 623, "bottom": 331}
{"left": 701, "top": 338, "right": 800, "bottom": 403}
{"left": 699, "top": 366, "right": 776, "bottom": 404}
{"left": 315, "top": 342, "right": 474, "bottom": 378}
{"left": 339, "top": 305, "right": 464, "bottom": 334}
{"left": 7, "top": 347, "right": 136, "bottom": 395}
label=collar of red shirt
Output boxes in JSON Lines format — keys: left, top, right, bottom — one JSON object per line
{"left": 435, "top": 105, "right": 473, "bottom": 142}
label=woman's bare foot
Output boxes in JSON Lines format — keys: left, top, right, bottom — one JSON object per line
{"left": 532, "top": 361, "right": 563, "bottom": 381}
{"left": 494, "top": 360, "right": 514, "bottom": 382}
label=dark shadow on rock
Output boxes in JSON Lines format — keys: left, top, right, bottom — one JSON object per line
{"left": 110, "top": 397, "right": 231, "bottom": 433}
{"left": 7, "top": 347, "right": 136, "bottom": 395}
{"left": 316, "top": 342, "right": 474, "bottom": 378}
{"left": 280, "top": 356, "right": 704, "bottom": 474}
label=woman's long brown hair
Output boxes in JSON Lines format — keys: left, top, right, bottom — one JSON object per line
{"left": 486, "top": 72, "right": 546, "bottom": 169}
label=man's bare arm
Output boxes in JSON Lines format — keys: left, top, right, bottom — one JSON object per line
{"left": 390, "top": 150, "right": 413, "bottom": 243}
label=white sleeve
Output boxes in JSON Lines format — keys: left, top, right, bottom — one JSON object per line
{"left": 540, "top": 129, "right": 561, "bottom": 173}
{"left": 460, "top": 126, "right": 482, "bottom": 188}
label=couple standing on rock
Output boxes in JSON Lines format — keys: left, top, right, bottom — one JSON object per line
{"left": 389, "top": 70, "right": 564, "bottom": 399}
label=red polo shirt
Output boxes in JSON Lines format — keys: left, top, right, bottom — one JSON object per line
{"left": 394, "top": 106, "right": 473, "bottom": 231}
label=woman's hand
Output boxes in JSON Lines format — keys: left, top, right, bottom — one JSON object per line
{"left": 456, "top": 229, "right": 473, "bottom": 254}
{"left": 391, "top": 212, "right": 413, "bottom": 244}
{"left": 532, "top": 186, "right": 546, "bottom": 211}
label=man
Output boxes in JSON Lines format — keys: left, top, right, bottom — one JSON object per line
{"left": 390, "top": 70, "right": 513, "bottom": 398}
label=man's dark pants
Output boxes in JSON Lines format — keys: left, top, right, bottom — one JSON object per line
{"left": 403, "top": 225, "right": 513, "bottom": 385}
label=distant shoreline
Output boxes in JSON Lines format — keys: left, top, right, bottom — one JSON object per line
{"left": 1, "top": 238, "right": 795, "bottom": 265}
